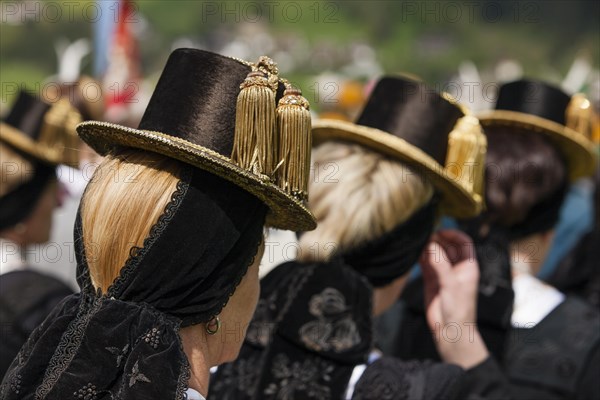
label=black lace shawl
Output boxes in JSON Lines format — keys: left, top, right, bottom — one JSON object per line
{"left": 210, "top": 261, "right": 373, "bottom": 400}
{"left": 0, "top": 166, "right": 267, "bottom": 400}
{"left": 210, "top": 260, "right": 466, "bottom": 400}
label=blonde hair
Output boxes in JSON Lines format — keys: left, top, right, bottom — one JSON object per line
{"left": 81, "top": 149, "right": 182, "bottom": 293}
{"left": 298, "top": 141, "right": 434, "bottom": 262}
{"left": 0, "top": 142, "right": 35, "bottom": 197}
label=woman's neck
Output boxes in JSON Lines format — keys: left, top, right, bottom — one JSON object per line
{"left": 510, "top": 250, "right": 532, "bottom": 277}
{"left": 179, "top": 326, "right": 214, "bottom": 397}
{"left": 510, "top": 233, "right": 550, "bottom": 277}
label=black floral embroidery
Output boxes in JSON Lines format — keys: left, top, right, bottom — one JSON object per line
{"left": 105, "top": 344, "right": 129, "bottom": 367}
{"left": 263, "top": 353, "right": 334, "bottom": 399}
{"left": 246, "top": 265, "right": 316, "bottom": 348}
{"left": 73, "top": 383, "right": 98, "bottom": 400}
{"left": 210, "top": 350, "right": 262, "bottom": 398}
{"left": 128, "top": 360, "right": 151, "bottom": 388}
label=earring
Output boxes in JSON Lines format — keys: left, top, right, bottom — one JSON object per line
{"left": 205, "top": 316, "right": 221, "bottom": 335}
{"left": 14, "top": 223, "right": 27, "bottom": 235}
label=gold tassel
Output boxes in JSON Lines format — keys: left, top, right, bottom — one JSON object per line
{"left": 39, "top": 99, "right": 82, "bottom": 168}
{"left": 445, "top": 115, "right": 487, "bottom": 211}
{"left": 565, "top": 93, "right": 593, "bottom": 138}
{"left": 230, "top": 69, "right": 277, "bottom": 178}
{"left": 275, "top": 84, "right": 312, "bottom": 201}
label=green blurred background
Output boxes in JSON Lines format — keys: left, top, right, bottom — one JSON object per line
{"left": 1, "top": 0, "right": 599, "bottom": 113}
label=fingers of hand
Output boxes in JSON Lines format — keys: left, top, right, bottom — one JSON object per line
{"left": 435, "top": 229, "right": 476, "bottom": 264}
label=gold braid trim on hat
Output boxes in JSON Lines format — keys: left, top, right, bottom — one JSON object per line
{"left": 444, "top": 114, "right": 487, "bottom": 212}
{"left": 230, "top": 56, "right": 312, "bottom": 202}
{"left": 566, "top": 93, "right": 594, "bottom": 139}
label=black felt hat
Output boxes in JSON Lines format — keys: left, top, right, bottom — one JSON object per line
{"left": 478, "top": 79, "right": 597, "bottom": 181}
{"left": 77, "top": 49, "right": 316, "bottom": 231}
{"left": 1, "top": 90, "right": 81, "bottom": 167}
{"left": 312, "top": 76, "right": 487, "bottom": 218}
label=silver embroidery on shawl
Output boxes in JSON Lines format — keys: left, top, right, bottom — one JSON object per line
{"left": 299, "top": 288, "right": 361, "bottom": 353}
{"left": 264, "top": 353, "right": 334, "bottom": 399}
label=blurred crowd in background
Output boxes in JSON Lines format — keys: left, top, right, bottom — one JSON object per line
{"left": 1, "top": 0, "right": 599, "bottom": 286}
{"left": 1, "top": 1, "right": 599, "bottom": 398}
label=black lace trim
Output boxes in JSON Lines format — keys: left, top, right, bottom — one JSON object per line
{"left": 175, "top": 320, "right": 192, "bottom": 400}
{"left": 105, "top": 166, "right": 193, "bottom": 298}
{"left": 74, "top": 207, "right": 94, "bottom": 295}
{"left": 35, "top": 294, "right": 104, "bottom": 399}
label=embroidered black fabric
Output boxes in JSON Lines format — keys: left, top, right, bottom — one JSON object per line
{"left": 210, "top": 261, "right": 374, "bottom": 400}
{"left": 339, "top": 200, "right": 437, "bottom": 287}
{"left": 0, "top": 161, "right": 55, "bottom": 231}
{"left": 351, "top": 357, "right": 464, "bottom": 400}
{"left": 0, "top": 165, "right": 267, "bottom": 399}
{"left": 211, "top": 259, "right": 466, "bottom": 400}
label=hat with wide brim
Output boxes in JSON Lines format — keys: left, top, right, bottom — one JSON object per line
{"left": 312, "top": 77, "right": 487, "bottom": 219}
{"left": 477, "top": 80, "right": 597, "bottom": 181}
{"left": 77, "top": 49, "right": 316, "bottom": 232}
{"left": 1, "top": 91, "right": 81, "bottom": 167}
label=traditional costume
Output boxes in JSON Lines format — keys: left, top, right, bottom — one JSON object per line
{"left": 210, "top": 76, "right": 487, "bottom": 400}
{"left": 0, "top": 48, "right": 315, "bottom": 399}
{"left": 390, "top": 80, "right": 599, "bottom": 399}
{"left": 0, "top": 91, "right": 80, "bottom": 378}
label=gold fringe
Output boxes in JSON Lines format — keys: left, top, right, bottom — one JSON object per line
{"left": 230, "top": 70, "right": 277, "bottom": 177}
{"left": 275, "top": 85, "right": 312, "bottom": 200}
{"left": 39, "top": 99, "right": 82, "bottom": 168}
{"left": 445, "top": 115, "right": 487, "bottom": 209}
{"left": 565, "top": 93, "right": 593, "bottom": 138}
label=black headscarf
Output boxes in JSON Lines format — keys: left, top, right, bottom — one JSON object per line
{"left": 0, "top": 160, "right": 56, "bottom": 231}
{"left": 1, "top": 165, "right": 267, "bottom": 399}
{"left": 340, "top": 200, "right": 437, "bottom": 287}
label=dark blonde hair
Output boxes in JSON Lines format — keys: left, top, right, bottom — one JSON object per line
{"left": 81, "top": 149, "right": 182, "bottom": 293}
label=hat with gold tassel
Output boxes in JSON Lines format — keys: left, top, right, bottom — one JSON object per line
{"left": 477, "top": 79, "right": 597, "bottom": 181}
{"left": 312, "top": 76, "right": 487, "bottom": 218}
{"left": 1, "top": 90, "right": 81, "bottom": 168}
{"left": 77, "top": 49, "right": 315, "bottom": 231}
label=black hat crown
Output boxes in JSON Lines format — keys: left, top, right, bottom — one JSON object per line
{"left": 77, "top": 49, "right": 316, "bottom": 231}
{"left": 4, "top": 91, "right": 52, "bottom": 141}
{"left": 312, "top": 75, "right": 487, "bottom": 218}
{"left": 478, "top": 79, "right": 597, "bottom": 181}
{"left": 356, "top": 77, "right": 465, "bottom": 166}
{"left": 1, "top": 90, "right": 81, "bottom": 166}
{"left": 496, "top": 80, "right": 571, "bottom": 125}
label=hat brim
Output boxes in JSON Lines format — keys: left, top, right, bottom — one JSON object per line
{"left": 76, "top": 121, "right": 317, "bottom": 232}
{"left": 312, "top": 119, "right": 481, "bottom": 218}
{"left": 478, "top": 110, "right": 597, "bottom": 181}
{"left": 0, "top": 122, "right": 71, "bottom": 166}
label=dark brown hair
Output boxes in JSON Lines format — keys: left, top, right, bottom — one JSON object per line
{"left": 483, "top": 125, "right": 568, "bottom": 233}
